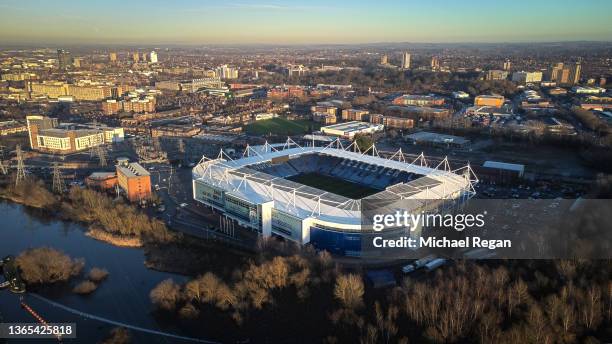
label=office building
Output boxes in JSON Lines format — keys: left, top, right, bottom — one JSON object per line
{"left": 215, "top": 65, "right": 239, "bottom": 79}
{"left": 1, "top": 72, "right": 37, "bottom": 81}
{"left": 26, "top": 115, "right": 123, "bottom": 153}
{"left": 311, "top": 104, "right": 337, "bottom": 116}
{"left": 380, "top": 54, "right": 388, "bottom": 65}
{"left": 431, "top": 56, "right": 440, "bottom": 70}
{"left": 503, "top": 59, "right": 512, "bottom": 71}
{"left": 66, "top": 84, "right": 112, "bottom": 101}
{"left": 29, "top": 81, "right": 112, "bottom": 101}
{"left": 392, "top": 94, "right": 445, "bottom": 106}
{"left": 285, "top": 64, "right": 308, "bottom": 77}
{"left": 548, "top": 62, "right": 565, "bottom": 82}
{"left": 102, "top": 100, "right": 121, "bottom": 115}
{"left": 369, "top": 114, "right": 414, "bottom": 129}
{"left": 341, "top": 109, "right": 369, "bottom": 121}
{"left": 486, "top": 70, "right": 509, "bottom": 81}
{"left": 102, "top": 97, "right": 156, "bottom": 115}
{"left": 57, "top": 49, "right": 71, "bottom": 70}
{"left": 548, "top": 62, "right": 581, "bottom": 85}
{"left": 109, "top": 52, "right": 117, "bottom": 63}
{"left": 149, "top": 51, "right": 158, "bottom": 64}
{"left": 401, "top": 52, "right": 411, "bottom": 69}
{"left": 568, "top": 62, "right": 581, "bottom": 85}
{"left": 132, "top": 52, "right": 140, "bottom": 63}
{"left": 312, "top": 113, "right": 337, "bottom": 125}
{"left": 116, "top": 161, "right": 152, "bottom": 202}
{"left": 512, "top": 71, "right": 543, "bottom": 84}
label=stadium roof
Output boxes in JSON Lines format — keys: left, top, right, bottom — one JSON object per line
{"left": 193, "top": 139, "right": 477, "bottom": 227}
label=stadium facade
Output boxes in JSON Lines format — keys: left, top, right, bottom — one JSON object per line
{"left": 192, "top": 139, "right": 478, "bottom": 256}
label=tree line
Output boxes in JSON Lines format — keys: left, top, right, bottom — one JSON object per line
{"left": 149, "top": 238, "right": 611, "bottom": 343}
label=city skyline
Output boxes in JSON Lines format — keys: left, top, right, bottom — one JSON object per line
{"left": 1, "top": 0, "right": 611, "bottom": 45}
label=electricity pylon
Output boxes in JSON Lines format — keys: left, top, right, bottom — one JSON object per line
{"left": 15, "top": 145, "right": 26, "bottom": 186}
{"left": 96, "top": 145, "right": 107, "bottom": 167}
{"left": 0, "top": 146, "right": 7, "bottom": 175}
{"left": 52, "top": 162, "right": 65, "bottom": 193}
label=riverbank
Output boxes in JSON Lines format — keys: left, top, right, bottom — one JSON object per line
{"left": 0, "top": 179, "right": 172, "bottom": 248}
{"left": 143, "top": 234, "right": 252, "bottom": 278}
{"left": 0, "top": 201, "right": 189, "bottom": 344}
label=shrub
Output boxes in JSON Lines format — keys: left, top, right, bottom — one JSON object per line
{"left": 88, "top": 267, "right": 109, "bottom": 282}
{"left": 16, "top": 247, "right": 84, "bottom": 284}
{"left": 100, "top": 327, "right": 130, "bottom": 344}
{"left": 150, "top": 279, "right": 182, "bottom": 311}
{"left": 73, "top": 280, "right": 97, "bottom": 295}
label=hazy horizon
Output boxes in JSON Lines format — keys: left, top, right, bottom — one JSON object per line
{"left": 1, "top": 0, "right": 611, "bottom": 45}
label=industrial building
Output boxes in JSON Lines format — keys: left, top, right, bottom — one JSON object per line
{"left": 116, "top": 160, "right": 152, "bottom": 202}
{"left": 405, "top": 131, "right": 470, "bottom": 148}
{"left": 321, "top": 121, "right": 384, "bottom": 139}
{"left": 474, "top": 95, "right": 505, "bottom": 107}
{"left": 85, "top": 172, "right": 118, "bottom": 191}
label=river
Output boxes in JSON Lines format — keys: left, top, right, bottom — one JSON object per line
{"left": 0, "top": 201, "right": 199, "bottom": 343}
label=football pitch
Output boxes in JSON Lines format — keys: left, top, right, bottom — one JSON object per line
{"left": 244, "top": 117, "right": 319, "bottom": 136}
{"left": 287, "top": 172, "right": 380, "bottom": 199}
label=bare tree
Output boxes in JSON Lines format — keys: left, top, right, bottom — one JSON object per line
{"left": 334, "top": 274, "right": 365, "bottom": 310}
{"left": 150, "top": 279, "right": 181, "bottom": 311}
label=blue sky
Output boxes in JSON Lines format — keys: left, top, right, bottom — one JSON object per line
{"left": 0, "top": 0, "right": 611, "bottom": 44}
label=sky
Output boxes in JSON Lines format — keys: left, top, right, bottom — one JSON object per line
{"left": 0, "top": 0, "right": 611, "bottom": 45}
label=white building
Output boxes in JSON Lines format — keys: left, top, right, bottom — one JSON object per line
{"left": 572, "top": 86, "right": 606, "bottom": 94}
{"left": 452, "top": 91, "right": 470, "bottom": 99}
{"left": 254, "top": 113, "right": 278, "bottom": 121}
{"left": 321, "top": 121, "right": 384, "bottom": 139}
{"left": 401, "top": 52, "right": 411, "bottom": 69}
{"left": 149, "top": 51, "right": 158, "bottom": 64}
{"left": 215, "top": 65, "right": 239, "bottom": 79}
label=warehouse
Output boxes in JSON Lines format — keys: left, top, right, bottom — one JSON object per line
{"left": 320, "top": 121, "right": 384, "bottom": 139}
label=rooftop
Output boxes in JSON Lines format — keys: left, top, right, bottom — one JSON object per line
{"left": 322, "top": 121, "right": 382, "bottom": 132}
{"left": 117, "top": 162, "right": 150, "bottom": 178}
{"left": 406, "top": 131, "right": 470, "bottom": 145}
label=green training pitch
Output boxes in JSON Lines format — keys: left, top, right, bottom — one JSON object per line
{"left": 244, "top": 118, "right": 319, "bottom": 136}
{"left": 287, "top": 172, "right": 380, "bottom": 199}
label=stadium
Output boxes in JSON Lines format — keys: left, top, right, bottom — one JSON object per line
{"left": 192, "top": 138, "right": 478, "bottom": 256}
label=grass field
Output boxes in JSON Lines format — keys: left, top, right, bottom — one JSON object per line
{"left": 287, "top": 172, "right": 380, "bottom": 199}
{"left": 244, "top": 117, "right": 320, "bottom": 136}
